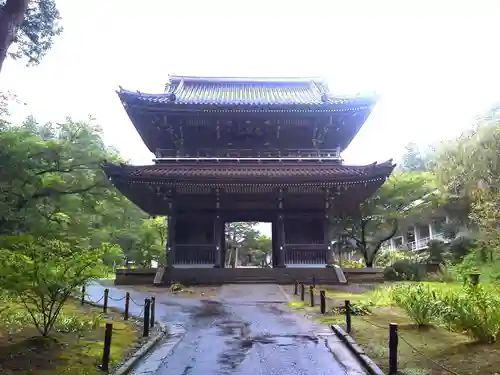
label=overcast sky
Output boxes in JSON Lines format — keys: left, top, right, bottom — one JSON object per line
{"left": 4, "top": 1, "right": 500, "bottom": 234}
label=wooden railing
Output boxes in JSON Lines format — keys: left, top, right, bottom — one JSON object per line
{"left": 285, "top": 248, "right": 328, "bottom": 264}
{"left": 155, "top": 147, "right": 341, "bottom": 159}
{"left": 174, "top": 245, "right": 216, "bottom": 265}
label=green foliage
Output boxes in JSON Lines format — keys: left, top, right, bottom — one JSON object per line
{"left": 341, "top": 259, "right": 365, "bottom": 268}
{"left": 436, "top": 284, "right": 500, "bottom": 343}
{"left": 0, "top": 116, "right": 161, "bottom": 267}
{"left": 374, "top": 249, "right": 410, "bottom": 267}
{"left": 54, "top": 312, "right": 103, "bottom": 334}
{"left": 399, "top": 142, "right": 430, "bottom": 172}
{"left": 390, "top": 282, "right": 500, "bottom": 343}
{"left": 0, "top": 0, "right": 62, "bottom": 70}
{"left": 225, "top": 222, "right": 271, "bottom": 267}
{"left": 385, "top": 259, "right": 426, "bottom": 281}
{"left": 336, "top": 171, "right": 441, "bottom": 267}
{"left": 390, "top": 284, "right": 438, "bottom": 326}
{"left": 0, "top": 235, "right": 104, "bottom": 336}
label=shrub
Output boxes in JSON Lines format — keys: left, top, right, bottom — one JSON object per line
{"left": 342, "top": 259, "right": 365, "bottom": 268}
{"left": 55, "top": 312, "right": 103, "bottom": 334}
{"left": 383, "top": 266, "right": 399, "bottom": 281}
{"left": 390, "top": 284, "right": 438, "bottom": 326}
{"left": 0, "top": 236, "right": 104, "bottom": 336}
{"left": 390, "top": 259, "right": 426, "bottom": 281}
{"left": 436, "top": 284, "right": 500, "bottom": 343}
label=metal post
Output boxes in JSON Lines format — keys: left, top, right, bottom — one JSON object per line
{"left": 99, "top": 323, "right": 113, "bottom": 372}
{"left": 124, "top": 292, "right": 130, "bottom": 320}
{"left": 320, "top": 290, "right": 326, "bottom": 314}
{"left": 312, "top": 275, "right": 316, "bottom": 288}
{"left": 300, "top": 284, "right": 305, "bottom": 301}
{"left": 143, "top": 298, "right": 151, "bottom": 337}
{"left": 294, "top": 281, "right": 298, "bottom": 295}
{"left": 103, "top": 288, "right": 109, "bottom": 313}
{"left": 309, "top": 285, "right": 315, "bottom": 307}
{"left": 345, "top": 300, "right": 352, "bottom": 333}
{"left": 389, "top": 323, "right": 398, "bottom": 375}
{"left": 81, "top": 285, "right": 85, "bottom": 306}
{"left": 150, "top": 296, "right": 156, "bottom": 328}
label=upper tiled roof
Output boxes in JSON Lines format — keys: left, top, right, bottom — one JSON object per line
{"left": 118, "top": 76, "right": 375, "bottom": 109}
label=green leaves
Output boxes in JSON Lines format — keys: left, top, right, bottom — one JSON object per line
{"left": 1, "top": 0, "right": 63, "bottom": 71}
{"left": 337, "top": 171, "right": 440, "bottom": 266}
{"left": 0, "top": 235, "right": 104, "bottom": 336}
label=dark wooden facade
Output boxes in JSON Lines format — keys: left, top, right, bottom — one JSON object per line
{"left": 105, "top": 76, "right": 395, "bottom": 269}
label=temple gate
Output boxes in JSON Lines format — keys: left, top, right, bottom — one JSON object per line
{"left": 104, "top": 76, "right": 394, "bottom": 284}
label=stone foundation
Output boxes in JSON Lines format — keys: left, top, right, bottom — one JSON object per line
{"left": 115, "top": 267, "right": 384, "bottom": 286}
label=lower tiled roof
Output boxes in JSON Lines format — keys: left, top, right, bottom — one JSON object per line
{"left": 104, "top": 161, "right": 395, "bottom": 181}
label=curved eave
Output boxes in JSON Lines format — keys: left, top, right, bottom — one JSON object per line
{"left": 103, "top": 160, "right": 395, "bottom": 185}
{"left": 117, "top": 88, "right": 377, "bottom": 113}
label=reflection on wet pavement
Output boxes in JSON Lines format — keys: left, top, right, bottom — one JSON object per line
{"left": 87, "top": 283, "right": 365, "bottom": 375}
{"left": 150, "top": 284, "right": 363, "bottom": 375}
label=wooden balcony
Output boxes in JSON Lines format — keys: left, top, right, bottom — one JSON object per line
{"left": 174, "top": 245, "right": 216, "bottom": 265}
{"left": 154, "top": 147, "right": 341, "bottom": 160}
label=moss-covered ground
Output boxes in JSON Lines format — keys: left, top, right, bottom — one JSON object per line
{"left": 288, "top": 283, "right": 500, "bottom": 375}
{"left": 0, "top": 298, "right": 143, "bottom": 375}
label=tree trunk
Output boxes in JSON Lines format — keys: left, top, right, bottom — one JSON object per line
{"left": 0, "top": 0, "right": 29, "bottom": 74}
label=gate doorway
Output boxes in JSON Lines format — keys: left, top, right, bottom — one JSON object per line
{"left": 225, "top": 222, "right": 273, "bottom": 268}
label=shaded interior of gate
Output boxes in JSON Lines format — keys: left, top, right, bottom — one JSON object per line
{"left": 169, "top": 204, "right": 331, "bottom": 268}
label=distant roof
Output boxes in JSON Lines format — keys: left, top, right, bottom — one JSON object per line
{"left": 118, "top": 75, "right": 376, "bottom": 109}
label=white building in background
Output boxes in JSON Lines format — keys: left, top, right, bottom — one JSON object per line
{"left": 382, "top": 212, "right": 470, "bottom": 252}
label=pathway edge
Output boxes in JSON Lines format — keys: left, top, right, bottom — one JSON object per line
{"left": 331, "top": 325, "right": 386, "bottom": 375}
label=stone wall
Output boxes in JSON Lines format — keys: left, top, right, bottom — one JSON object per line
{"left": 342, "top": 268, "right": 384, "bottom": 283}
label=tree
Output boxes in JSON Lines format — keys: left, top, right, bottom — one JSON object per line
{"left": 399, "top": 142, "right": 429, "bottom": 172}
{"left": 0, "top": 235, "right": 104, "bottom": 336}
{"left": 126, "top": 218, "right": 166, "bottom": 267}
{"left": 432, "top": 107, "right": 500, "bottom": 250}
{"left": 225, "top": 222, "right": 257, "bottom": 266}
{"left": 336, "top": 171, "right": 440, "bottom": 267}
{"left": 0, "top": 0, "right": 62, "bottom": 73}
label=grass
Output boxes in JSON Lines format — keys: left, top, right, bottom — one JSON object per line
{"left": 289, "top": 282, "right": 500, "bottom": 375}
{"left": 0, "top": 298, "right": 143, "bottom": 375}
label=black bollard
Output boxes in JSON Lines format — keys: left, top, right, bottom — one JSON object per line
{"left": 81, "top": 285, "right": 86, "bottom": 306}
{"left": 300, "top": 284, "right": 305, "bottom": 301}
{"left": 320, "top": 290, "right": 326, "bottom": 314}
{"left": 150, "top": 296, "right": 156, "bottom": 328}
{"left": 143, "top": 298, "right": 151, "bottom": 337}
{"left": 98, "top": 323, "right": 113, "bottom": 372}
{"left": 103, "top": 288, "right": 109, "bottom": 313}
{"left": 388, "top": 323, "right": 398, "bottom": 375}
{"left": 345, "top": 300, "right": 352, "bottom": 333}
{"left": 294, "top": 281, "right": 298, "bottom": 295}
{"left": 124, "top": 292, "right": 130, "bottom": 321}
{"left": 309, "top": 285, "right": 315, "bottom": 307}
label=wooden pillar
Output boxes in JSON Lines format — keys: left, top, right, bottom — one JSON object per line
{"left": 324, "top": 189, "right": 331, "bottom": 265}
{"left": 277, "top": 214, "right": 286, "bottom": 267}
{"left": 324, "top": 215, "right": 330, "bottom": 264}
{"left": 166, "top": 202, "right": 176, "bottom": 267}
{"left": 271, "top": 220, "right": 277, "bottom": 267}
{"left": 214, "top": 215, "right": 223, "bottom": 268}
{"left": 277, "top": 188, "right": 286, "bottom": 267}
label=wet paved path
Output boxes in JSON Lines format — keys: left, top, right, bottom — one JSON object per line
{"left": 87, "top": 283, "right": 366, "bottom": 375}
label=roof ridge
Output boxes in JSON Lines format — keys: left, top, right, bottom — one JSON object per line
{"left": 168, "top": 75, "right": 324, "bottom": 84}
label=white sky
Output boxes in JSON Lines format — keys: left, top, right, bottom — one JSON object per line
{"left": 3, "top": 1, "right": 500, "bottom": 235}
